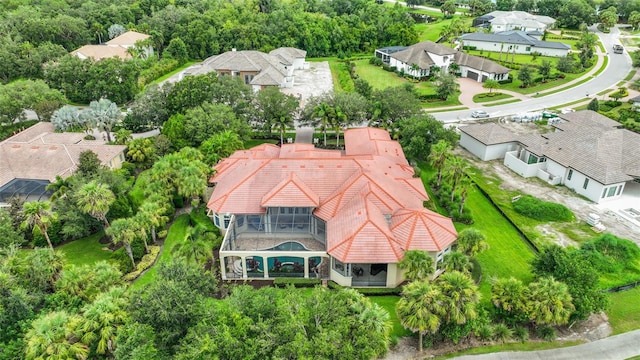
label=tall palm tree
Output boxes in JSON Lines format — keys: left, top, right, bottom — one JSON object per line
{"left": 442, "top": 251, "right": 473, "bottom": 274}
{"left": 396, "top": 280, "right": 444, "bottom": 352}
{"left": 176, "top": 163, "right": 207, "bottom": 205}
{"left": 273, "top": 115, "right": 294, "bottom": 145}
{"left": 398, "top": 250, "right": 435, "bottom": 282}
{"left": 437, "top": 271, "right": 480, "bottom": 325}
{"left": 457, "top": 176, "right": 474, "bottom": 215}
{"left": 313, "top": 102, "right": 331, "bottom": 146}
{"left": 527, "top": 277, "right": 574, "bottom": 326}
{"left": 24, "top": 311, "right": 89, "bottom": 360}
{"left": 78, "top": 287, "right": 129, "bottom": 356}
{"left": 106, "top": 218, "right": 140, "bottom": 268}
{"left": 22, "top": 201, "right": 56, "bottom": 252}
{"left": 445, "top": 156, "right": 470, "bottom": 201}
{"left": 76, "top": 180, "right": 115, "bottom": 232}
{"left": 456, "top": 228, "right": 489, "bottom": 257}
{"left": 353, "top": 299, "right": 392, "bottom": 356}
{"left": 329, "top": 106, "right": 348, "bottom": 147}
{"left": 136, "top": 198, "right": 168, "bottom": 243}
{"left": 428, "top": 140, "right": 452, "bottom": 188}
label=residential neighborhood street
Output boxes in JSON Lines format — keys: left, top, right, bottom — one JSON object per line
{"left": 433, "top": 26, "right": 633, "bottom": 122}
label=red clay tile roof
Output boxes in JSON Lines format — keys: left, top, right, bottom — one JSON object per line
{"left": 207, "top": 127, "right": 457, "bottom": 262}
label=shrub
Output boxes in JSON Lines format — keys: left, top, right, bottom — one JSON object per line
{"left": 273, "top": 278, "right": 322, "bottom": 288}
{"left": 32, "top": 218, "right": 64, "bottom": 247}
{"left": 475, "top": 324, "right": 493, "bottom": 341}
{"left": 493, "top": 324, "right": 513, "bottom": 343}
{"left": 498, "top": 78, "right": 513, "bottom": 85}
{"left": 369, "top": 56, "right": 383, "bottom": 66}
{"left": 513, "top": 326, "right": 529, "bottom": 342}
{"left": 138, "top": 59, "right": 181, "bottom": 87}
{"left": 512, "top": 195, "right": 574, "bottom": 222}
{"left": 604, "top": 100, "right": 622, "bottom": 108}
{"left": 157, "top": 229, "right": 168, "bottom": 239}
{"left": 123, "top": 246, "right": 161, "bottom": 282}
{"left": 111, "top": 248, "right": 134, "bottom": 273}
{"left": 536, "top": 326, "right": 556, "bottom": 341}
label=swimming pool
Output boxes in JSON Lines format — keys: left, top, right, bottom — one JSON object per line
{"left": 265, "top": 241, "right": 310, "bottom": 251}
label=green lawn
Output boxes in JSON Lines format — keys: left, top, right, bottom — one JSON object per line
{"left": 437, "top": 340, "right": 584, "bottom": 358}
{"left": 607, "top": 287, "right": 640, "bottom": 334}
{"left": 369, "top": 296, "right": 412, "bottom": 339}
{"left": 472, "top": 92, "right": 513, "bottom": 103}
{"left": 129, "top": 169, "right": 152, "bottom": 209}
{"left": 130, "top": 214, "right": 190, "bottom": 290}
{"left": 464, "top": 186, "right": 535, "bottom": 303}
{"left": 353, "top": 59, "right": 407, "bottom": 89}
{"left": 58, "top": 231, "right": 113, "bottom": 267}
{"left": 148, "top": 61, "right": 197, "bottom": 85}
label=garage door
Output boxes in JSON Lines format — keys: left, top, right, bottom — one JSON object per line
{"left": 481, "top": 75, "right": 488, "bottom": 82}
{"left": 467, "top": 70, "right": 479, "bottom": 81}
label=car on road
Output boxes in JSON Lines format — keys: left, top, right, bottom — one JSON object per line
{"left": 471, "top": 110, "right": 490, "bottom": 118}
{"left": 613, "top": 44, "right": 624, "bottom": 54}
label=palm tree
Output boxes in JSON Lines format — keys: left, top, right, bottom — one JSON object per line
{"left": 456, "top": 228, "right": 489, "bottom": 257}
{"left": 490, "top": 277, "right": 528, "bottom": 315}
{"left": 437, "top": 271, "right": 480, "bottom": 325}
{"left": 527, "top": 277, "right": 574, "bottom": 326}
{"left": 85, "top": 98, "right": 121, "bottom": 142}
{"left": 24, "top": 311, "right": 89, "bottom": 360}
{"left": 398, "top": 250, "right": 435, "bottom": 282}
{"left": 77, "top": 287, "right": 128, "bottom": 356}
{"left": 136, "top": 198, "right": 168, "bottom": 243}
{"left": 172, "top": 225, "right": 215, "bottom": 265}
{"left": 106, "top": 218, "right": 140, "bottom": 268}
{"left": 428, "top": 140, "right": 452, "bottom": 188}
{"left": 442, "top": 251, "right": 473, "bottom": 274}
{"left": 457, "top": 176, "right": 473, "bottom": 215}
{"left": 76, "top": 180, "right": 115, "bottom": 232}
{"left": 329, "top": 105, "right": 348, "bottom": 147}
{"left": 444, "top": 156, "right": 470, "bottom": 201}
{"left": 22, "top": 201, "right": 56, "bottom": 252}
{"left": 273, "top": 115, "right": 294, "bottom": 145}
{"left": 313, "top": 102, "right": 331, "bottom": 146}
{"left": 46, "top": 175, "right": 72, "bottom": 201}
{"left": 353, "top": 300, "right": 392, "bottom": 355}
{"left": 396, "top": 280, "right": 444, "bottom": 352}
{"left": 176, "top": 163, "right": 207, "bottom": 206}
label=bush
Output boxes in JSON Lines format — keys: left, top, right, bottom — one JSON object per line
{"left": 475, "top": 324, "right": 493, "bottom": 341}
{"left": 536, "top": 326, "right": 556, "bottom": 341}
{"left": 369, "top": 56, "right": 383, "bottom": 66}
{"left": 604, "top": 100, "right": 622, "bottom": 108}
{"left": 111, "top": 248, "right": 134, "bottom": 274}
{"left": 463, "top": 46, "right": 477, "bottom": 50}
{"left": 513, "top": 325, "right": 529, "bottom": 342}
{"left": 157, "top": 229, "right": 168, "bottom": 239}
{"left": 32, "top": 219, "right": 64, "bottom": 247}
{"left": 273, "top": 278, "right": 322, "bottom": 288}
{"left": 493, "top": 324, "right": 513, "bottom": 343}
{"left": 512, "top": 195, "right": 574, "bottom": 222}
{"left": 498, "top": 78, "right": 513, "bottom": 85}
{"left": 123, "top": 246, "right": 161, "bottom": 282}
{"left": 138, "top": 58, "right": 181, "bottom": 87}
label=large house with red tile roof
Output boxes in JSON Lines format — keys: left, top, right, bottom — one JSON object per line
{"left": 207, "top": 127, "right": 457, "bottom": 287}
{"left": 71, "top": 31, "right": 152, "bottom": 61}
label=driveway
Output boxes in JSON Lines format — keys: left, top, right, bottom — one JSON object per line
{"left": 451, "top": 329, "right": 640, "bottom": 360}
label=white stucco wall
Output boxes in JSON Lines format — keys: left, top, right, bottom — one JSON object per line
{"left": 504, "top": 151, "right": 545, "bottom": 177}
{"left": 460, "top": 133, "right": 517, "bottom": 160}
{"left": 560, "top": 166, "right": 606, "bottom": 203}
{"left": 292, "top": 58, "right": 305, "bottom": 70}
{"left": 463, "top": 40, "right": 569, "bottom": 57}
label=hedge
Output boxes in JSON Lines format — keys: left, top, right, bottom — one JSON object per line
{"left": 512, "top": 195, "right": 574, "bottom": 222}
{"left": 273, "top": 278, "right": 322, "bottom": 288}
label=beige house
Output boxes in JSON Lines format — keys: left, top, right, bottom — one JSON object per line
{"left": 71, "top": 31, "right": 152, "bottom": 61}
{"left": 0, "top": 122, "right": 126, "bottom": 205}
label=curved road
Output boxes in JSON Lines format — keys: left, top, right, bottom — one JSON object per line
{"left": 433, "top": 26, "right": 632, "bottom": 122}
{"left": 452, "top": 329, "right": 640, "bottom": 360}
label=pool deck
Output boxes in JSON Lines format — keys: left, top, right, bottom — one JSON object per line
{"left": 229, "top": 233, "right": 326, "bottom": 252}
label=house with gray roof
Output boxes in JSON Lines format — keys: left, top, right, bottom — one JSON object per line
{"left": 183, "top": 47, "right": 307, "bottom": 91}
{"left": 377, "top": 41, "right": 510, "bottom": 82}
{"left": 459, "top": 110, "right": 640, "bottom": 204}
{"left": 460, "top": 30, "right": 571, "bottom": 57}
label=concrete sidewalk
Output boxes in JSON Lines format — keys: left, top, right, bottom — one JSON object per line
{"left": 451, "top": 329, "right": 640, "bottom": 360}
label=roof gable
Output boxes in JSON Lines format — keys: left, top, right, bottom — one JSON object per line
{"left": 391, "top": 209, "right": 458, "bottom": 252}
{"left": 261, "top": 173, "right": 320, "bottom": 207}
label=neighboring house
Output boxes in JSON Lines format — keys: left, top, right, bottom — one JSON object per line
{"left": 375, "top": 41, "right": 510, "bottom": 82}
{"left": 0, "top": 122, "right": 126, "bottom": 205}
{"left": 460, "top": 31, "right": 571, "bottom": 57}
{"left": 207, "top": 127, "right": 458, "bottom": 287}
{"left": 474, "top": 11, "right": 556, "bottom": 33}
{"left": 459, "top": 111, "right": 640, "bottom": 204}
{"left": 71, "top": 31, "right": 152, "bottom": 61}
{"left": 183, "top": 47, "right": 307, "bottom": 91}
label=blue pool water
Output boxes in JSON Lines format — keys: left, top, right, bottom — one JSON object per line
{"left": 266, "top": 241, "right": 309, "bottom": 251}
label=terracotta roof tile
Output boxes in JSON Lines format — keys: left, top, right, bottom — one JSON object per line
{"left": 261, "top": 172, "right": 320, "bottom": 207}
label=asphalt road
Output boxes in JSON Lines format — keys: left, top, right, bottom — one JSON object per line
{"left": 433, "top": 26, "right": 633, "bottom": 123}
{"left": 451, "top": 329, "right": 640, "bottom": 360}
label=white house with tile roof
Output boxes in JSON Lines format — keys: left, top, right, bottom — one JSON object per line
{"left": 183, "top": 47, "right": 307, "bottom": 91}
{"left": 460, "top": 30, "right": 571, "bottom": 57}
{"left": 378, "top": 41, "right": 510, "bottom": 82}
{"left": 459, "top": 111, "right": 640, "bottom": 204}
{"left": 207, "top": 128, "right": 458, "bottom": 287}
{"left": 479, "top": 11, "right": 556, "bottom": 33}
{"left": 72, "top": 31, "right": 152, "bottom": 61}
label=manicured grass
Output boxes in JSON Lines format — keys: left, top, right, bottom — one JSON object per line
{"left": 149, "top": 61, "right": 197, "bottom": 85}
{"left": 484, "top": 99, "right": 521, "bottom": 106}
{"left": 466, "top": 50, "right": 560, "bottom": 67}
{"left": 369, "top": 296, "right": 412, "bottom": 339}
{"left": 625, "top": 70, "right": 637, "bottom": 81}
{"left": 473, "top": 92, "right": 513, "bottom": 103}
{"left": 437, "top": 340, "right": 584, "bottom": 358}
{"left": 58, "top": 231, "right": 113, "bottom": 267}
{"left": 426, "top": 106, "right": 468, "bottom": 113}
{"left": 130, "top": 214, "right": 190, "bottom": 290}
{"left": 129, "top": 169, "right": 152, "bottom": 209}
{"left": 607, "top": 287, "right": 640, "bottom": 334}
{"left": 463, "top": 186, "right": 535, "bottom": 303}
{"left": 353, "top": 59, "right": 407, "bottom": 89}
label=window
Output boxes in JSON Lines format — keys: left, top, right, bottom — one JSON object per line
{"left": 244, "top": 74, "right": 254, "bottom": 84}
{"left": 527, "top": 154, "right": 538, "bottom": 164}
{"left": 617, "top": 185, "right": 623, "bottom": 195}
{"left": 607, "top": 186, "right": 617, "bottom": 197}
{"left": 223, "top": 214, "right": 231, "bottom": 228}
{"left": 602, "top": 188, "right": 607, "bottom": 198}
{"left": 214, "top": 214, "right": 220, "bottom": 227}
{"left": 583, "top": 178, "right": 589, "bottom": 189}
{"left": 568, "top": 169, "right": 573, "bottom": 180}
{"left": 526, "top": 46, "right": 531, "bottom": 51}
